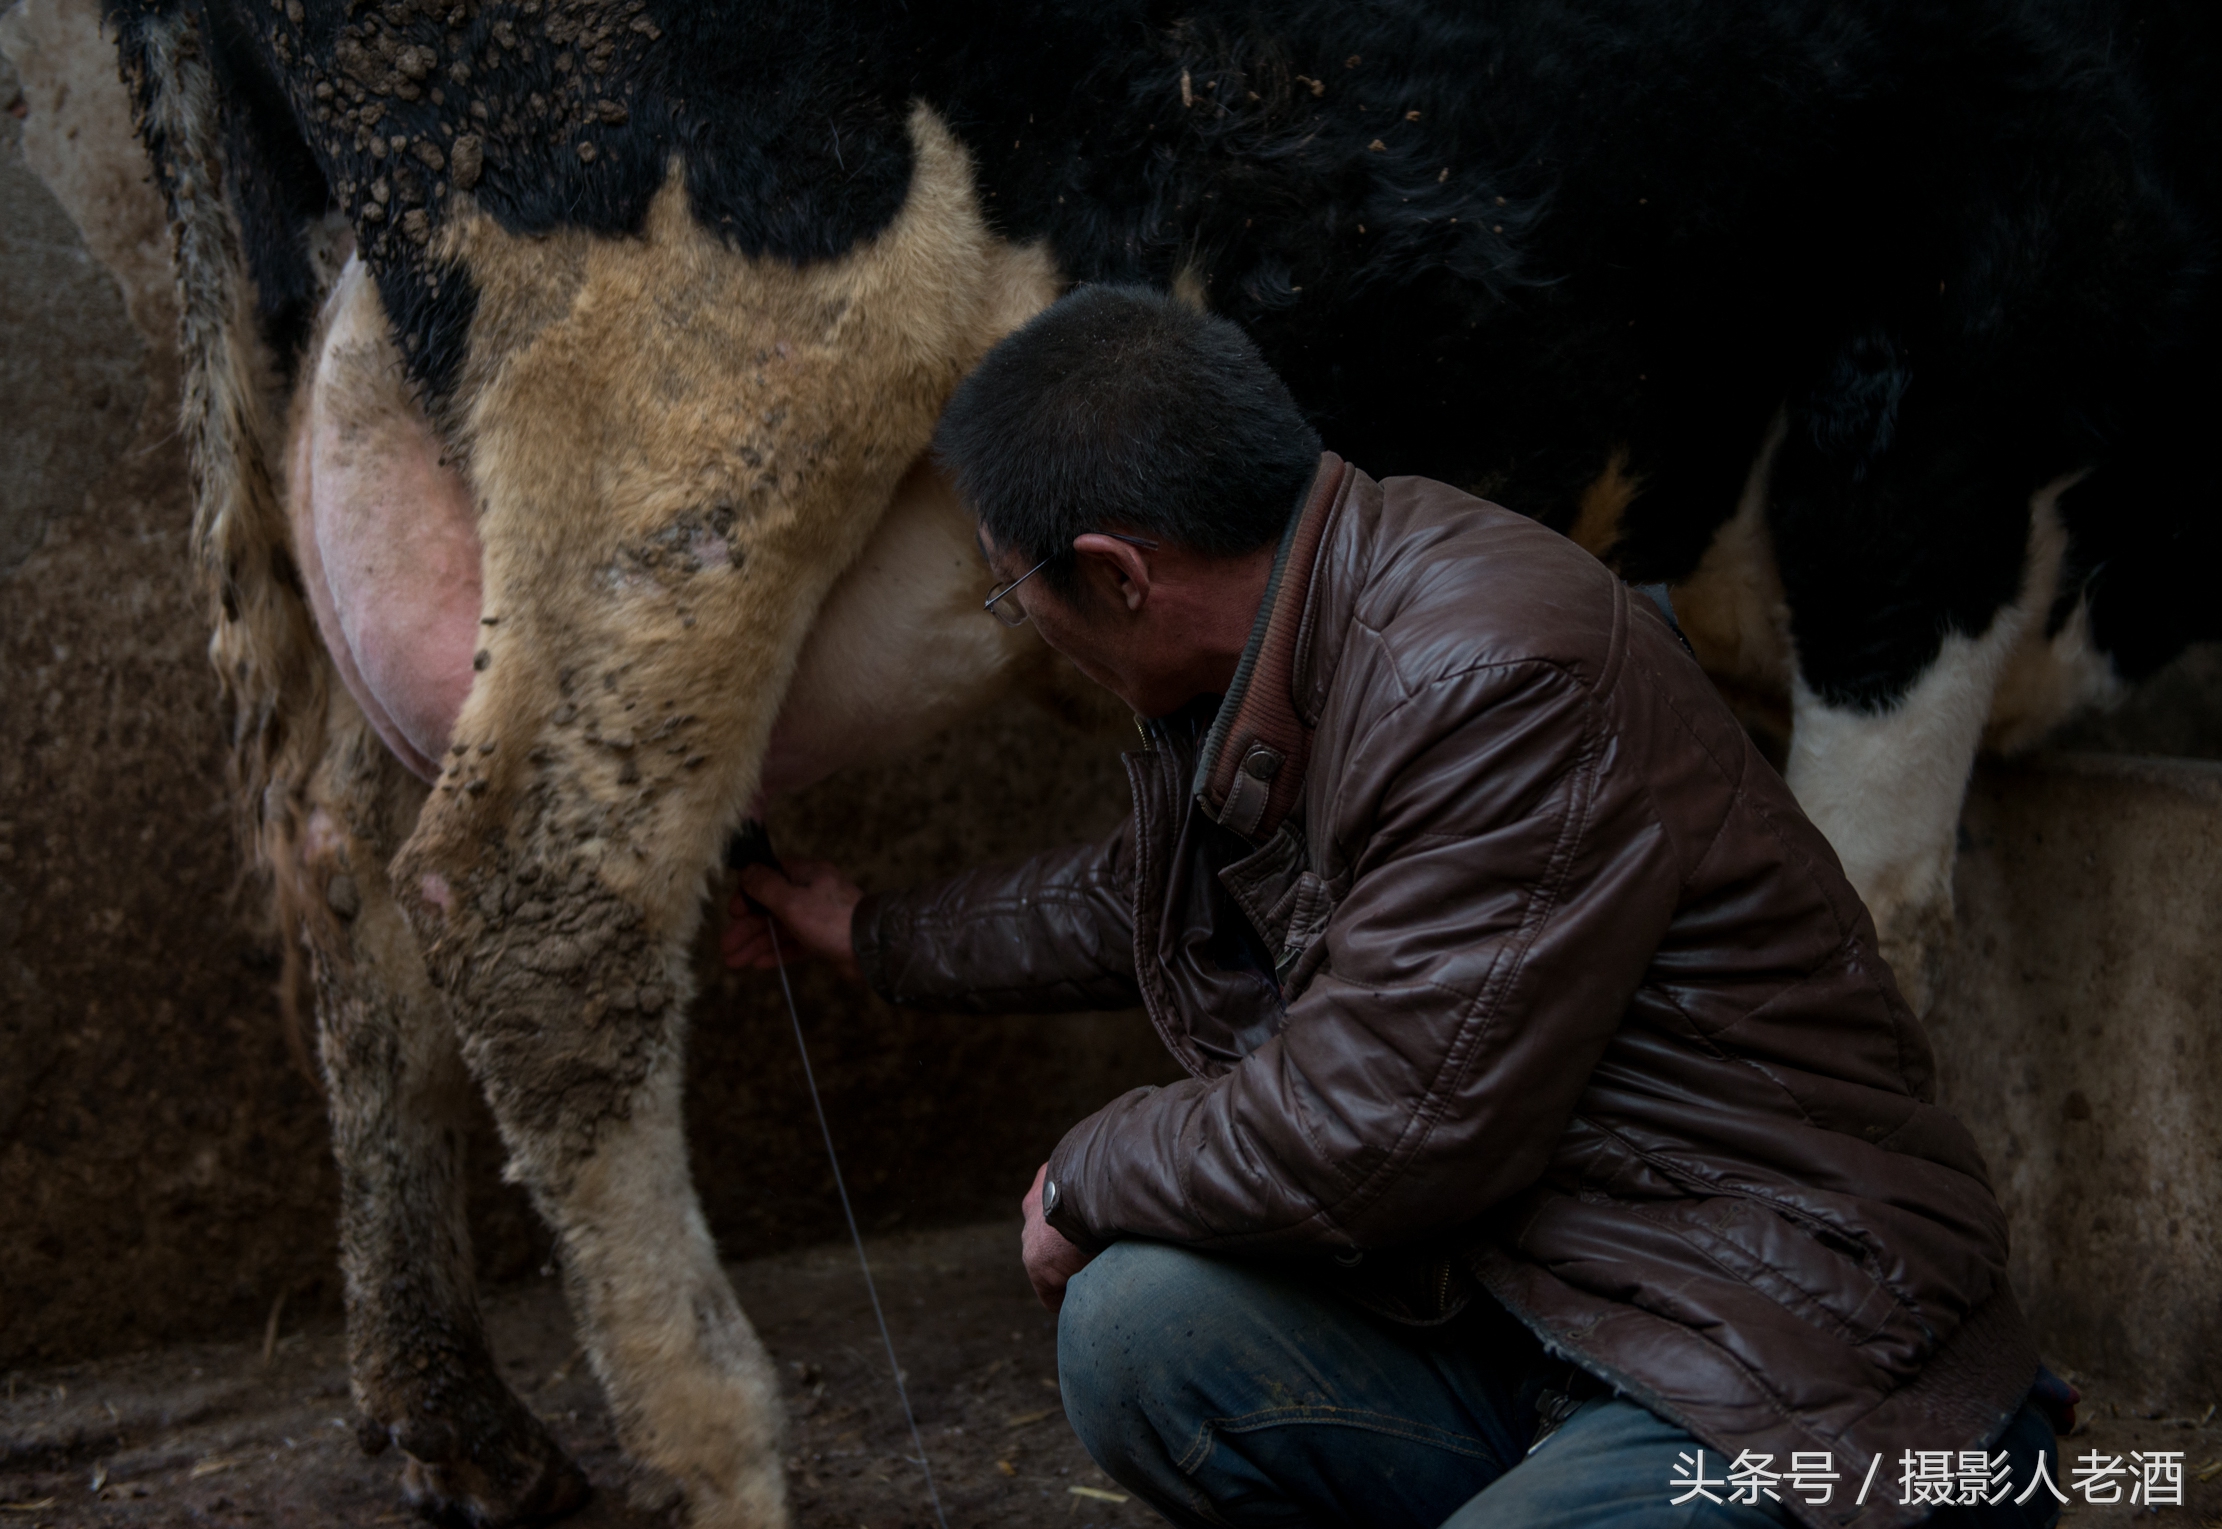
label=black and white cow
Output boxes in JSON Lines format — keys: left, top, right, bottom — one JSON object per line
{"left": 106, "top": 0, "right": 2219, "bottom": 1521}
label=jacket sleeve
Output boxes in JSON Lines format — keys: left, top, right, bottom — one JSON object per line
{"left": 851, "top": 816, "right": 1140, "bottom": 1013}
{"left": 1045, "top": 660, "right": 1683, "bottom": 1253}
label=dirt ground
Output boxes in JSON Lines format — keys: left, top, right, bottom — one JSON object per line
{"left": 3, "top": 1220, "right": 2217, "bottom": 1529}
{"left": 0, "top": 1222, "right": 1152, "bottom": 1529}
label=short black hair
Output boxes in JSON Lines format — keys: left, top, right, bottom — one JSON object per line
{"left": 934, "top": 285, "right": 1322, "bottom": 597}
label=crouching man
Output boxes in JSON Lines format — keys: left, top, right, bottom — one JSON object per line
{"left": 727, "top": 286, "right": 2066, "bottom": 1529}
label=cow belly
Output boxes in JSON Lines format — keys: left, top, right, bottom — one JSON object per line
{"left": 288, "top": 257, "right": 1039, "bottom": 792}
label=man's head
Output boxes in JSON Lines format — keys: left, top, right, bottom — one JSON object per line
{"left": 935, "top": 284, "right": 1322, "bottom": 716}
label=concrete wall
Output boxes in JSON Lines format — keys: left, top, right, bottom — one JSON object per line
{"left": 1931, "top": 756, "right": 2222, "bottom": 1411}
{"left": 0, "top": 0, "right": 348, "bottom": 1364}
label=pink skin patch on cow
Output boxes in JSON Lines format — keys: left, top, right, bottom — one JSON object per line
{"left": 303, "top": 805, "right": 347, "bottom": 863}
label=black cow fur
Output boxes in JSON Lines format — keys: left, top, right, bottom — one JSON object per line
{"left": 108, "top": 0, "right": 2221, "bottom": 710}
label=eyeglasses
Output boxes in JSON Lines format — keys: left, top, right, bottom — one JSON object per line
{"left": 981, "top": 531, "right": 1161, "bottom": 626}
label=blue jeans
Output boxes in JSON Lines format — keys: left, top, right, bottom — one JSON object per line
{"left": 1058, "top": 1241, "right": 2061, "bottom": 1529}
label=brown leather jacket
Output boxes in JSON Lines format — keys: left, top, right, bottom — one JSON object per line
{"left": 854, "top": 455, "right": 2035, "bottom": 1529}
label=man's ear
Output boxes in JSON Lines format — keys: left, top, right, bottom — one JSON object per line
{"left": 1073, "top": 533, "right": 1152, "bottom": 612}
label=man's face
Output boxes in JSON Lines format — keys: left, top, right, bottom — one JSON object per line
{"left": 982, "top": 524, "right": 1217, "bottom": 715}
{"left": 978, "top": 522, "right": 1271, "bottom": 719}
{"left": 979, "top": 529, "right": 1161, "bottom": 715}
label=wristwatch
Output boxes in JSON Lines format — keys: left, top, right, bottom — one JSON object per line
{"left": 1041, "top": 1179, "right": 1061, "bottom": 1218}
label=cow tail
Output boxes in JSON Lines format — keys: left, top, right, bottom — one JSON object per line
{"left": 117, "top": 4, "right": 330, "bottom": 1037}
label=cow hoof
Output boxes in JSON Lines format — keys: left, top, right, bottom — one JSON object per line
{"left": 393, "top": 1413, "right": 592, "bottom": 1528}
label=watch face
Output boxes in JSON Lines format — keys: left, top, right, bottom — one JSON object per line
{"left": 1043, "top": 1180, "right": 1059, "bottom": 1216}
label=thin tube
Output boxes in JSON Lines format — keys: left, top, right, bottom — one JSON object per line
{"left": 768, "top": 921, "right": 951, "bottom": 1529}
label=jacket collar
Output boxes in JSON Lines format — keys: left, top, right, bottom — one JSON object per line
{"left": 1193, "top": 451, "right": 1356, "bottom": 840}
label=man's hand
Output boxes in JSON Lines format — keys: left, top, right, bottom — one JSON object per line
{"left": 1021, "top": 1162, "right": 1096, "bottom": 1313}
{"left": 721, "top": 859, "right": 864, "bottom": 984}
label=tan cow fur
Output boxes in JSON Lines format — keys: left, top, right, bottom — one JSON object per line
{"left": 375, "top": 110, "right": 1058, "bottom": 1525}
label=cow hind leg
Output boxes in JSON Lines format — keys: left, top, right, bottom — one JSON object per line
{"left": 297, "top": 695, "right": 589, "bottom": 1525}
{"left": 389, "top": 111, "right": 1029, "bottom": 1526}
